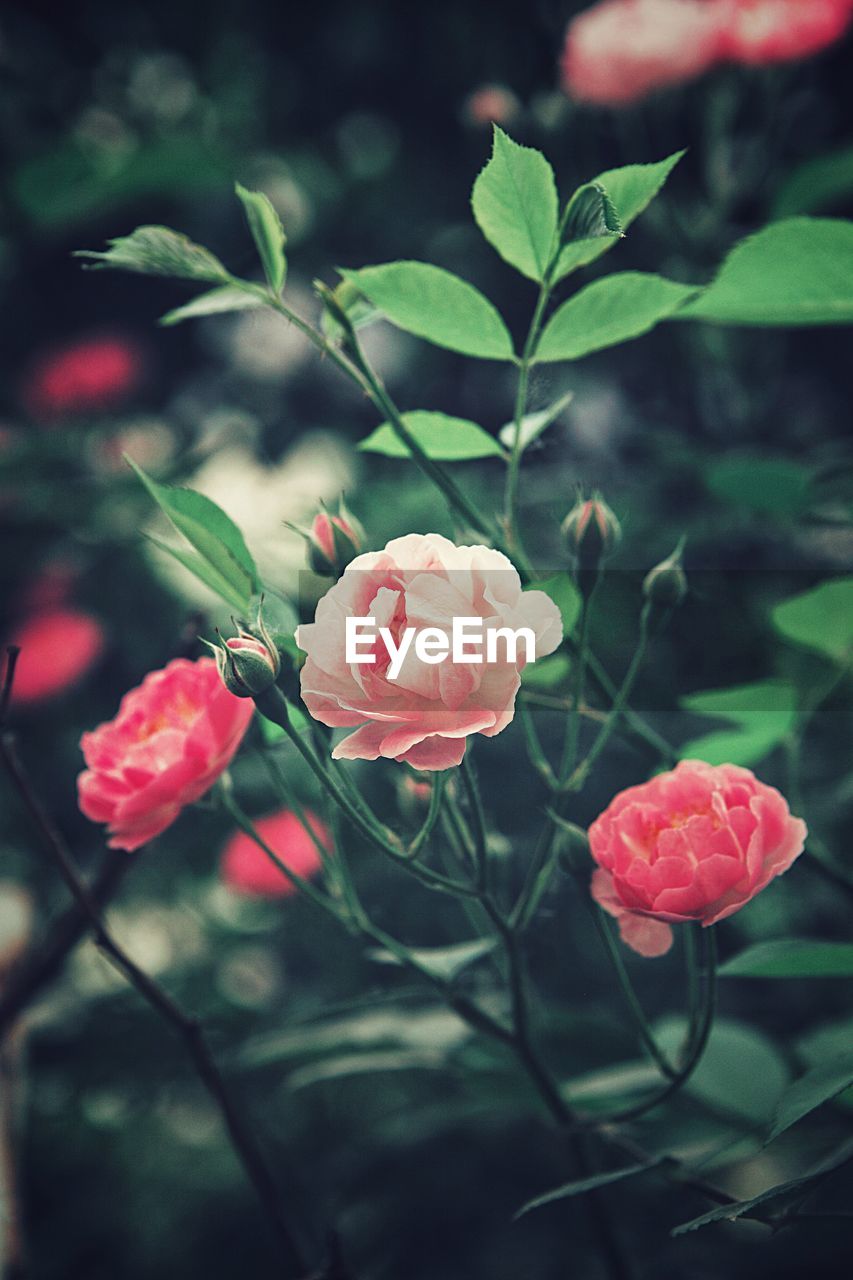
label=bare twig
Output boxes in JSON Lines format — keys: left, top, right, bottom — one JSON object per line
{"left": 0, "top": 852, "right": 129, "bottom": 1041}
{"left": 0, "top": 648, "right": 310, "bottom": 1275}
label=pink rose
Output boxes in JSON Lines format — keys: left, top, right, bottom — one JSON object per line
{"left": 719, "top": 0, "right": 853, "bottom": 65}
{"left": 295, "top": 533, "right": 563, "bottom": 771}
{"left": 77, "top": 657, "right": 254, "bottom": 852}
{"left": 589, "top": 760, "right": 807, "bottom": 957}
{"left": 8, "top": 609, "right": 105, "bottom": 705}
{"left": 560, "top": 0, "right": 726, "bottom": 107}
{"left": 220, "top": 808, "right": 329, "bottom": 898}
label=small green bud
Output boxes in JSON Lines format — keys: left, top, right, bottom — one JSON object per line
{"left": 561, "top": 493, "right": 621, "bottom": 570}
{"left": 643, "top": 538, "right": 687, "bottom": 608}
{"left": 208, "top": 627, "right": 280, "bottom": 698}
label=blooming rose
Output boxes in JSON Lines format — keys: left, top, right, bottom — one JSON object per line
{"left": 23, "top": 335, "right": 143, "bottom": 420}
{"left": 295, "top": 533, "right": 563, "bottom": 770}
{"left": 589, "top": 760, "right": 806, "bottom": 957}
{"left": 8, "top": 609, "right": 105, "bottom": 705}
{"left": 719, "top": 0, "right": 853, "bottom": 64}
{"left": 77, "top": 657, "right": 254, "bottom": 852}
{"left": 560, "top": 0, "right": 725, "bottom": 107}
{"left": 220, "top": 808, "right": 329, "bottom": 897}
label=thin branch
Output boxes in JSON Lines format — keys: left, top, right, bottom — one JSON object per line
{"left": 0, "top": 712, "right": 308, "bottom": 1275}
{"left": 0, "top": 851, "right": 129, "bottom": 1040}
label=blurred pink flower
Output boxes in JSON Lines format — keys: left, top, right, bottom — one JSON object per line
{"left": 589, "top": 760, "right": 807, "bottom": 957}
{"left": 23, "top": 335, "right": 143, "bottom": 420}
{"left": 560, "top": 0, "right": 852, "bottom": 106}
{"left": 560, "top": 0, "right": 725, "bottom": 106}
{"left": 462, "top": 83, "right": 522, "bottom": 127}
{"left": 295, "top": 533, "right": 562, "bottom": 771}
{"left": 77, "top": 657, "right": 254, "bottom": 851}
{"left": 220, "top": 808, "right": 329, "bottom": 897}
{"left": 8, "top": 609, "right": 105, "bottom": 706}
{"left": 719, "top": 0, "right": 853, "bottom": 64}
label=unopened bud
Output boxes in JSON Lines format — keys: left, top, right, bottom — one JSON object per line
{"left": 208, "top": 628, "right": 280, "bottom": 698}
{"left": 308, "top": 502, "right": 364, "bottom": 576}
{"left": 561, "top": 493, "right": 621, "bottom": 570}
{"left": 643, "top": 538, "right": 687, "bottom": 608}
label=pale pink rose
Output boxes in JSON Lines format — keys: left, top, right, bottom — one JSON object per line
{"left": 77, "top": 657, "right": 254, "bottom": 852}
{"left": 295, "top": 533, "right": 563, "bottom": 771}
{"left": 561, "top": 0, "right": 726, "bottom": 107}
{"left": 718, "top": 0, "right": 853, "bottom": 64}
{"left": 220, "top": 808, "right": 329, "bottom": 898}
{"left": 589, "top": 760, "right": 807, "bottom": 957}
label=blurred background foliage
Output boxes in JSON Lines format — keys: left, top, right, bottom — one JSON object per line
{"left": 1, "top": 1, "right": 852, "bottom": 1277}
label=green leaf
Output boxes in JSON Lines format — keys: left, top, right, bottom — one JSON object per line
{"left": 721, "top": 940, "right": 853, "bottom": 980}
{"left": 515, "top": 1161, "right": 661, "bottom": 1220}
{"left": 706, "top": 455, "right": 814, "bottom": 517}
{"left": 235, "top": 183, "right": 287, "bottom": 293}
{"left": 535, "top": 273, "right": 695, "bottom": 363}
{"left": 553, "top": 151, "right": 685, "bottom": 281}
{"left": 358, "top": 411, "right": 504, "bottom": 461}
{"left": 768, "top": 1053, "right": 853, "bottom": 1143}
{"left": 677, "top": 726, "right": 789, "bottom": 768}
{"left": 562, "top": 182, "right": 623, "bottom": 245}
{"left": 368, "top": 938, "right": 497, "bottom": 982}
{"left": 534, "top": 574, "right": 582, "bottom": 635}
{"left": 678, "top": 218, "right": 853, "bottom": 325}
{"left": 145, "top": 535, "right": 249, "bottom": 613}
{"left": 240, "top": 1005, "right": 470, "bottom": 1069}
{"left": 655, "top": 1017, "right": 790, "bottom": 1124}
{"left": 75, "top": 225, "right": 230, "bottom": 282}
{"left": 342, "top": 262, "right": 514, "bottom": 360}
{"left": 160, "top": 284, "right": 267, "bottom": 326}
{"left": 773, "top": 147, "right": 853, "bottom": 218}
{"left": 498, "top": 391, "right": 574, "bottom": 452}
{"left": 129, "top": 459, "right": 258, "bottom": 610}
{"left": 772, "top": 578, "right": 853, "bottom": 663}
{"left": 470, "top": 125, "right": 558, "bottom": 281}
{"left": 679, "top": 679, "right": 797, "bottom": 766}
{"left": 671, "top": 1138, "right": 853, "bottom": 1235}
{"left": 521, "top": 653, "right": 571, "bottom": 689}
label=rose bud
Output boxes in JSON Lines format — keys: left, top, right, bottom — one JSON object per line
{"left": 209, "top": 627, "right": 280, "bottom": 698}
{"left": 308, "top": 502, "right": 364, "bottom": 576}
{"left": 643, "top": 538, "right": 687, "bottom": 608}
{"left": 561, "top": 493, "right": 621, "bottom": 571}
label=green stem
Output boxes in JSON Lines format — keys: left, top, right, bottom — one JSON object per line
{"left": 460, "top": 755, "right": 489, "bottom": 892}
{"left": 266, "top": 293, "right": 499, "bottom": 547}
{"left": 504, "top": 280, "right": 551, "bottom": 552}
{"left": 587, "top": 927, "right": 718, "bottom": 1126}
{"left": 561, "top": 602, "right": 652, "bottom": 794}
{"left": 586, "top": 902, "right": 678, "bottom": 1080}
{"left": 405, "top": 772, "right": 446, "bottom": 859}
{"left": 254, "top": 687, "right": 479, "bottom": 899}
